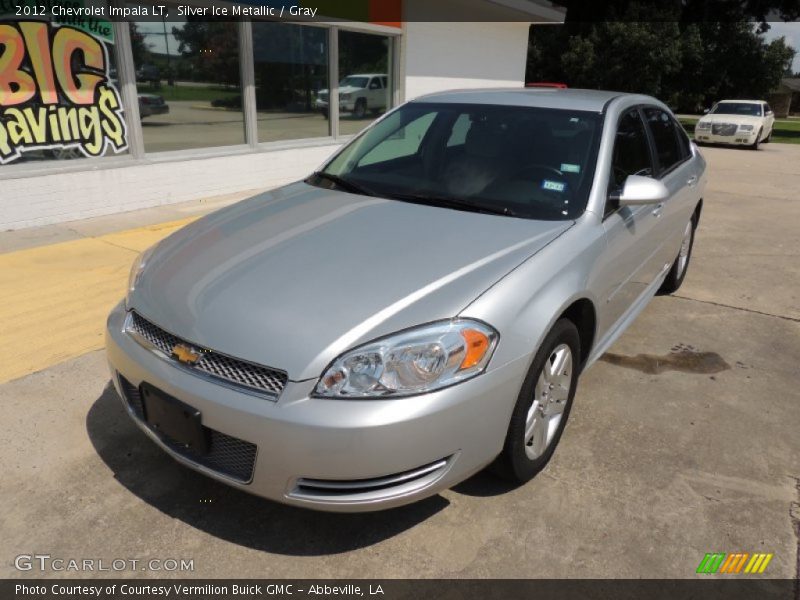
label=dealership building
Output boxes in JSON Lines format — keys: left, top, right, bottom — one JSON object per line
{"left": 0, "top": 0, "right": 564, "bottom": 230}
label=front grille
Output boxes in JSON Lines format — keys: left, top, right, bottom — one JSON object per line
{"left": 292, "top": 458, "right": 450, "bottom": 500}
{"left": 126, "top": 311, "right": 287, "bottom": 398}
{"left": 712, "top": 123, "right": 737, "bottom": 136}
{"left": 118, "top": 376, "right": 257, "bottom": 483}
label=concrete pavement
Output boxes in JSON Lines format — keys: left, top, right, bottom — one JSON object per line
{"left": 1, "top": 143, "right": 798, "bottom": 579}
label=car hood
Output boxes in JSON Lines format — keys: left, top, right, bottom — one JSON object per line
{"left": 131, "top": 182, "right": 572, "bottom": 381}
{"left": 699, "top": 114, "right": 763, "bottom": 125}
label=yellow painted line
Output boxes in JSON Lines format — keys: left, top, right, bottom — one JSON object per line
{"left": 758, "top": 553, "right": 773, "bottom": 573}
{"left": 0, "top": 217, "right": 197, "bottom": 384}
{"left": 745, "top": 553, "right": 765, "bottom": 573}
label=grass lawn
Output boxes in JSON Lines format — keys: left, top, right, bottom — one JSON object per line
{"left": 679, "top": 117, "right": 800, "bottom": 144}
{"left": 137, "top": 84, "right": 240, "bottom": 104}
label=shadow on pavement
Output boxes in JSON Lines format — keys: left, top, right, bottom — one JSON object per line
{"left": 86, "top": 382, "right": 448, "bottom": 556}
{"left": 451, "top": 470, "right": 519, "bottom": 497}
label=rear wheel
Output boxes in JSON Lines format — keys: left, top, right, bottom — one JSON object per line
{"left": 492, "top": 319, "right": 580, "bottom": 483}
{"left": 764, "top": 128, "right": 772, "bottom": 143}
{"left": 659, "top": 215, "right": 696, "bottom": 295}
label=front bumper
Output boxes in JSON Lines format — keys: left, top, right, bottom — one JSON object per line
{"left": 695, "top": 129, "right": 757, "bottom": 145}
{"left": 314, "top": 99, "right": 356, "bottom": 112}
{"left": 105, "top": 302, "right": 528, "bottom": 512}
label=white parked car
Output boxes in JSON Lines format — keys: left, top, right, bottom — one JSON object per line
{"left": 315, "top": 74, "right": 389, "bottom": 119}
{"left": 694, "top": 100, "right": 775, "bottom": 149}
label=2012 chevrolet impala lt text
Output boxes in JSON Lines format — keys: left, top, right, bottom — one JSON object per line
{"left": 106, "top": 88, "right": 706, "bottom": 511}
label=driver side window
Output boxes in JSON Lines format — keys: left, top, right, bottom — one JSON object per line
{"left": 607, "top": 108, "right": 653, "bottom": 217}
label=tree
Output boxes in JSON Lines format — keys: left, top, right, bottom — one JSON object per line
{"left": 527, "top": 16, "right": 796, "bottom": 112}
{"left": 172, "top": 20, "right": 240, "bottom": 86}
{"left": 129, "top": 22, "right": 149, "bottom": 68}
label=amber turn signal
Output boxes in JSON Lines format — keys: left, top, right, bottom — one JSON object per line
{"left": 460, "top": 329, "right": 491, "bottom": 370}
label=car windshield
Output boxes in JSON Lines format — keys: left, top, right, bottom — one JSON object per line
{"left": 310, "top": 102, "right": 602, "bottom": 220}
{"left": 711, "top": 102, "right": 762, "bottom": 116}
{"left": 340, "top": 76, "right": 369, "bottom": 88}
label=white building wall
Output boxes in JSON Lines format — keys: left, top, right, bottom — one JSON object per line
{"left": 402, "top": 21, "right": 532, "bottom": 100}
{"left": 0, "top": 144, "right": 341, "bottom": 230}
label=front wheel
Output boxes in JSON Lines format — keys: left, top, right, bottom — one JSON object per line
{"left": 353, "top": 98, "right": 367, "bottom": 119}
{"left": 750, "top": 128, "right": 762, "bottom": 150}
{"left": 492, "top": 319, "right": 580, "bottom": 483}
{"left": 658, "top": 215, "right": 696, "bottom": 295}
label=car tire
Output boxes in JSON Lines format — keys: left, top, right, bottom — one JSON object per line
{"left": 492, "top": 319, "right": 581, "bottom": 483}
{"left": 658, "top": 214, "right": 696, "bottom": 295}
{"left": 750, "top": 128, "right": 762, "bottom": 150}
{"left": 354, "top": 98, "right": 367, "bottom": 119}
{"left": 764, "top": 129, "right": 771, "bottom": 143}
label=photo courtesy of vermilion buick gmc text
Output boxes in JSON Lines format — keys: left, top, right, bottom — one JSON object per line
{"left": 106, "top": 88, "right": 707, "bottom": 511}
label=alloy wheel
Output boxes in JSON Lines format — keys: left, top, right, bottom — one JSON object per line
{"left": 524, "top": 343, "right": 573, "bottom": 459}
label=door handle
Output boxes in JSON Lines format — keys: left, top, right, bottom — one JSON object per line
{"left": 652, "top": 203, "right": 664, "bottom": 217}
{"left": 686, "top": 175, "right": 698, "bottom": 187}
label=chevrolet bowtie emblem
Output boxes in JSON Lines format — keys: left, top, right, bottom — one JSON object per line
{"left": 171, "top": 343, "right": 203, "bottom": 365}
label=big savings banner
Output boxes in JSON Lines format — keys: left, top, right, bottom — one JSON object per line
{"left": 0, "top": 19, "right": 127, "bottom": 163}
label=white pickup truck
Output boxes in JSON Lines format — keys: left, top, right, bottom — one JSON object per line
{"left": 315, "top": 74, "right": 389, "bottom": 119}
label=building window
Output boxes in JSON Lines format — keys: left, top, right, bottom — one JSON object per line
{"left": 252, "top": 22, "right": 329, "bottom": 143}
{"left": 337, "top": 30, "right": 392, "bottom": 136}
{"left": 130, "top": 18, "right": 245, "bottom": 153}
{"left": 0, "top": 11, "right": 127, "bottom": 165}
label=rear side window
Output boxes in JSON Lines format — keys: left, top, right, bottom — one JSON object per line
{"left": 643, "top": 107, "right": 685, "bottom": 175}
{"left": 446, "top": 113, "right": 472, "bottom": 147}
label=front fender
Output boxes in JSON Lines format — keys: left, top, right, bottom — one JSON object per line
{"left": 459, "top": 215, "right": 606, "bottom": 374}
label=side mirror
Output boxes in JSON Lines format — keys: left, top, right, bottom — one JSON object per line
{"left": 702, "top": 108, "right": 710, "bottom": 114}
{"left": 614, "top": 175, "right": 670, "bottom": 206}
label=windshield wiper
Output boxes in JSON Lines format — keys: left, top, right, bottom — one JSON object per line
{"left": 385, "top": 191, "right": 518, "bottom": 218}
{"left": 310, "top": 172, "right": 377, "bottom": 197}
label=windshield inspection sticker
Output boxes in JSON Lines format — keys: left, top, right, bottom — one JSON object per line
{"left": 542, "top": 180, "right": 566, "bottom": 192}
{"left": 560, "top": 163, "right": 580, "bottom": 173}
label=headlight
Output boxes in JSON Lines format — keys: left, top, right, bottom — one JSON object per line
{"left": 696, "top": 121, "right": 711, "bottom": 130}
{"left": 738, "top": 124, "right": 754, "bottom": 131}
{"left": 314, "top": 320, "right": 499, "bottom": 398}
{"left": 126, "top": 244, "right": 157, "bottom": 304}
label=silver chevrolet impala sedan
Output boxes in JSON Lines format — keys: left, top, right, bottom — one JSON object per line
{"left": 106, "top": 88, "right": 706, "bottom": 511}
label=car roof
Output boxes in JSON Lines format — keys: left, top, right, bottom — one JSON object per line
{"left": 717, "top": 99, "right": 764, "bottom": 104}
{"left": 409, "top": 88, "right": 645, "bottom": 112}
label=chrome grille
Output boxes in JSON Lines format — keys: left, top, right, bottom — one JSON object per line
{"left": 711, "top": 123, "right": 737, "bottom": 136}
{"left": 126, "top": 311, "right": 288, "bottom": 398}
{"left": 118, "top": 375, "right": 257, "bottom": 483}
